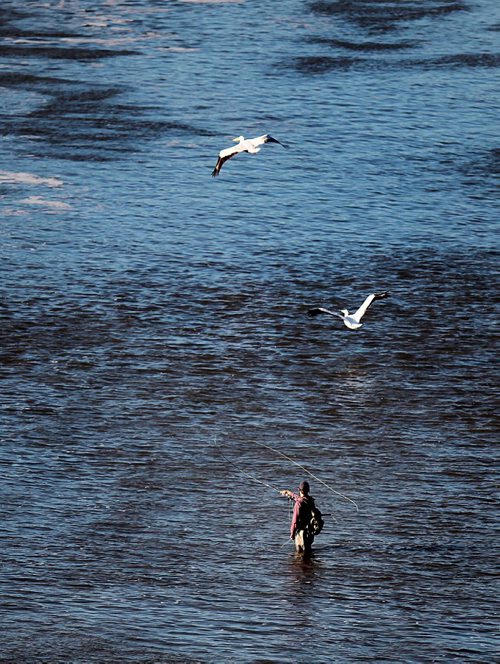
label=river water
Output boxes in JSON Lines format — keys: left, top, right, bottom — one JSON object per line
{"left": 0, "top": 1, "right": 498, "bottom": 662}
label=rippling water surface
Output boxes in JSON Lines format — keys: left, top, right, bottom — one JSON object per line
{"left": 1, "top": 1, "right": 498, "bottom": 662}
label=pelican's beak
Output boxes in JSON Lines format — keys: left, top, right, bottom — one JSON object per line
{"left": 232, "top": 137, "right": 240, "bottom": 142}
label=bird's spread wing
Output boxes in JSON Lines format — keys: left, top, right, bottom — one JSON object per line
{"left": 352, "top": 294, "right": 375, "bottom": 322}
{"left": 248, "top": 134, "right": 288, "bottom": 149}
{"left": 248, "top": 134, "right": 268, "bottom": 148}
{"left": 220, "top": 143, "right": 243, "bottom": 158}
{"left": 264, "top": 134, "right": 288, "bottom": 149}
{"left": 307, "top": 307, "right": 343, "bottom": 319}
{"left": 212, "top": 150, "right": 238, "bottom": 177}
{"left": 352, "top": 291, "right": 389, "bottom": 322}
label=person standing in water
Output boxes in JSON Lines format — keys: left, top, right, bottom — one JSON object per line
{"left": 280, "top": 481, "right": 322, "bottom": 556}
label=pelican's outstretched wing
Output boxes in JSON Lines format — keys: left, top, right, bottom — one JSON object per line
{"left": 264, "top": 134, "right": 288, "bottom": 149}
{"left": 307, "top": 307, "right": 344, "bottom": 320}
{"left": 212, "top": 150, "right": 238, "bottom": 177}
{"left": 352, "top": 292, "right": 389, "bottom": 322}
{"left": 247, "top": 134, "right": 288, "bottom": 150}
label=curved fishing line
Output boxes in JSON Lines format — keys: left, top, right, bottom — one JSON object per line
{"left": 254, "top": 441, "right": 359, "bottom": 512}
{"left": 213, "top": 437, "right": 281, "bottom": 494}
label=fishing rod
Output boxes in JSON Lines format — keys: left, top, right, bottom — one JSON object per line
{"left": 254, "top": 441, "right": 359, "bottom": 512}
{"left": 214, "top": 437, "right": 355, "bottom": 515}
{"left": 213, "top": 437, "right": 282, "bottom": 494}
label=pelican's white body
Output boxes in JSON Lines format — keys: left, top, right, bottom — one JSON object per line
{"left": 219, "top": 135, "right": 264, "bottom": 158}
{"left": 340, "top": 294, "right": 381, "bottom": 329}
{"left": 341, "top": 313, "right": 364, "bottom": 330}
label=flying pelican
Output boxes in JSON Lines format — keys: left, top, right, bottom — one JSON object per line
{"left": 307, "top": 292, "right": 390, "bottom": 330}
{"left": 212, "top": 134, "right": 287, "bottom": 177}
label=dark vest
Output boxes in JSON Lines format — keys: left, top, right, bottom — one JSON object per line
{"left": 296, "top": 495, "right": 315, "bottom": 530}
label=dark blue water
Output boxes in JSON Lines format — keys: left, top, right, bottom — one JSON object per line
{"left": 1, "top": 1, "right": 498, "bottom": 662}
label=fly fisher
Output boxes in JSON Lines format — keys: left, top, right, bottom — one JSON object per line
{"left": 280, "top": 481, "right": 324, "bottom": 557}
{"left": 214, "top": 438, "right": 356, "bottom": 556}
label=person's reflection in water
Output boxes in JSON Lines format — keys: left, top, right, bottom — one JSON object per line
{"left": 283, "top": 548, "right": 323, "bottom": 630}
